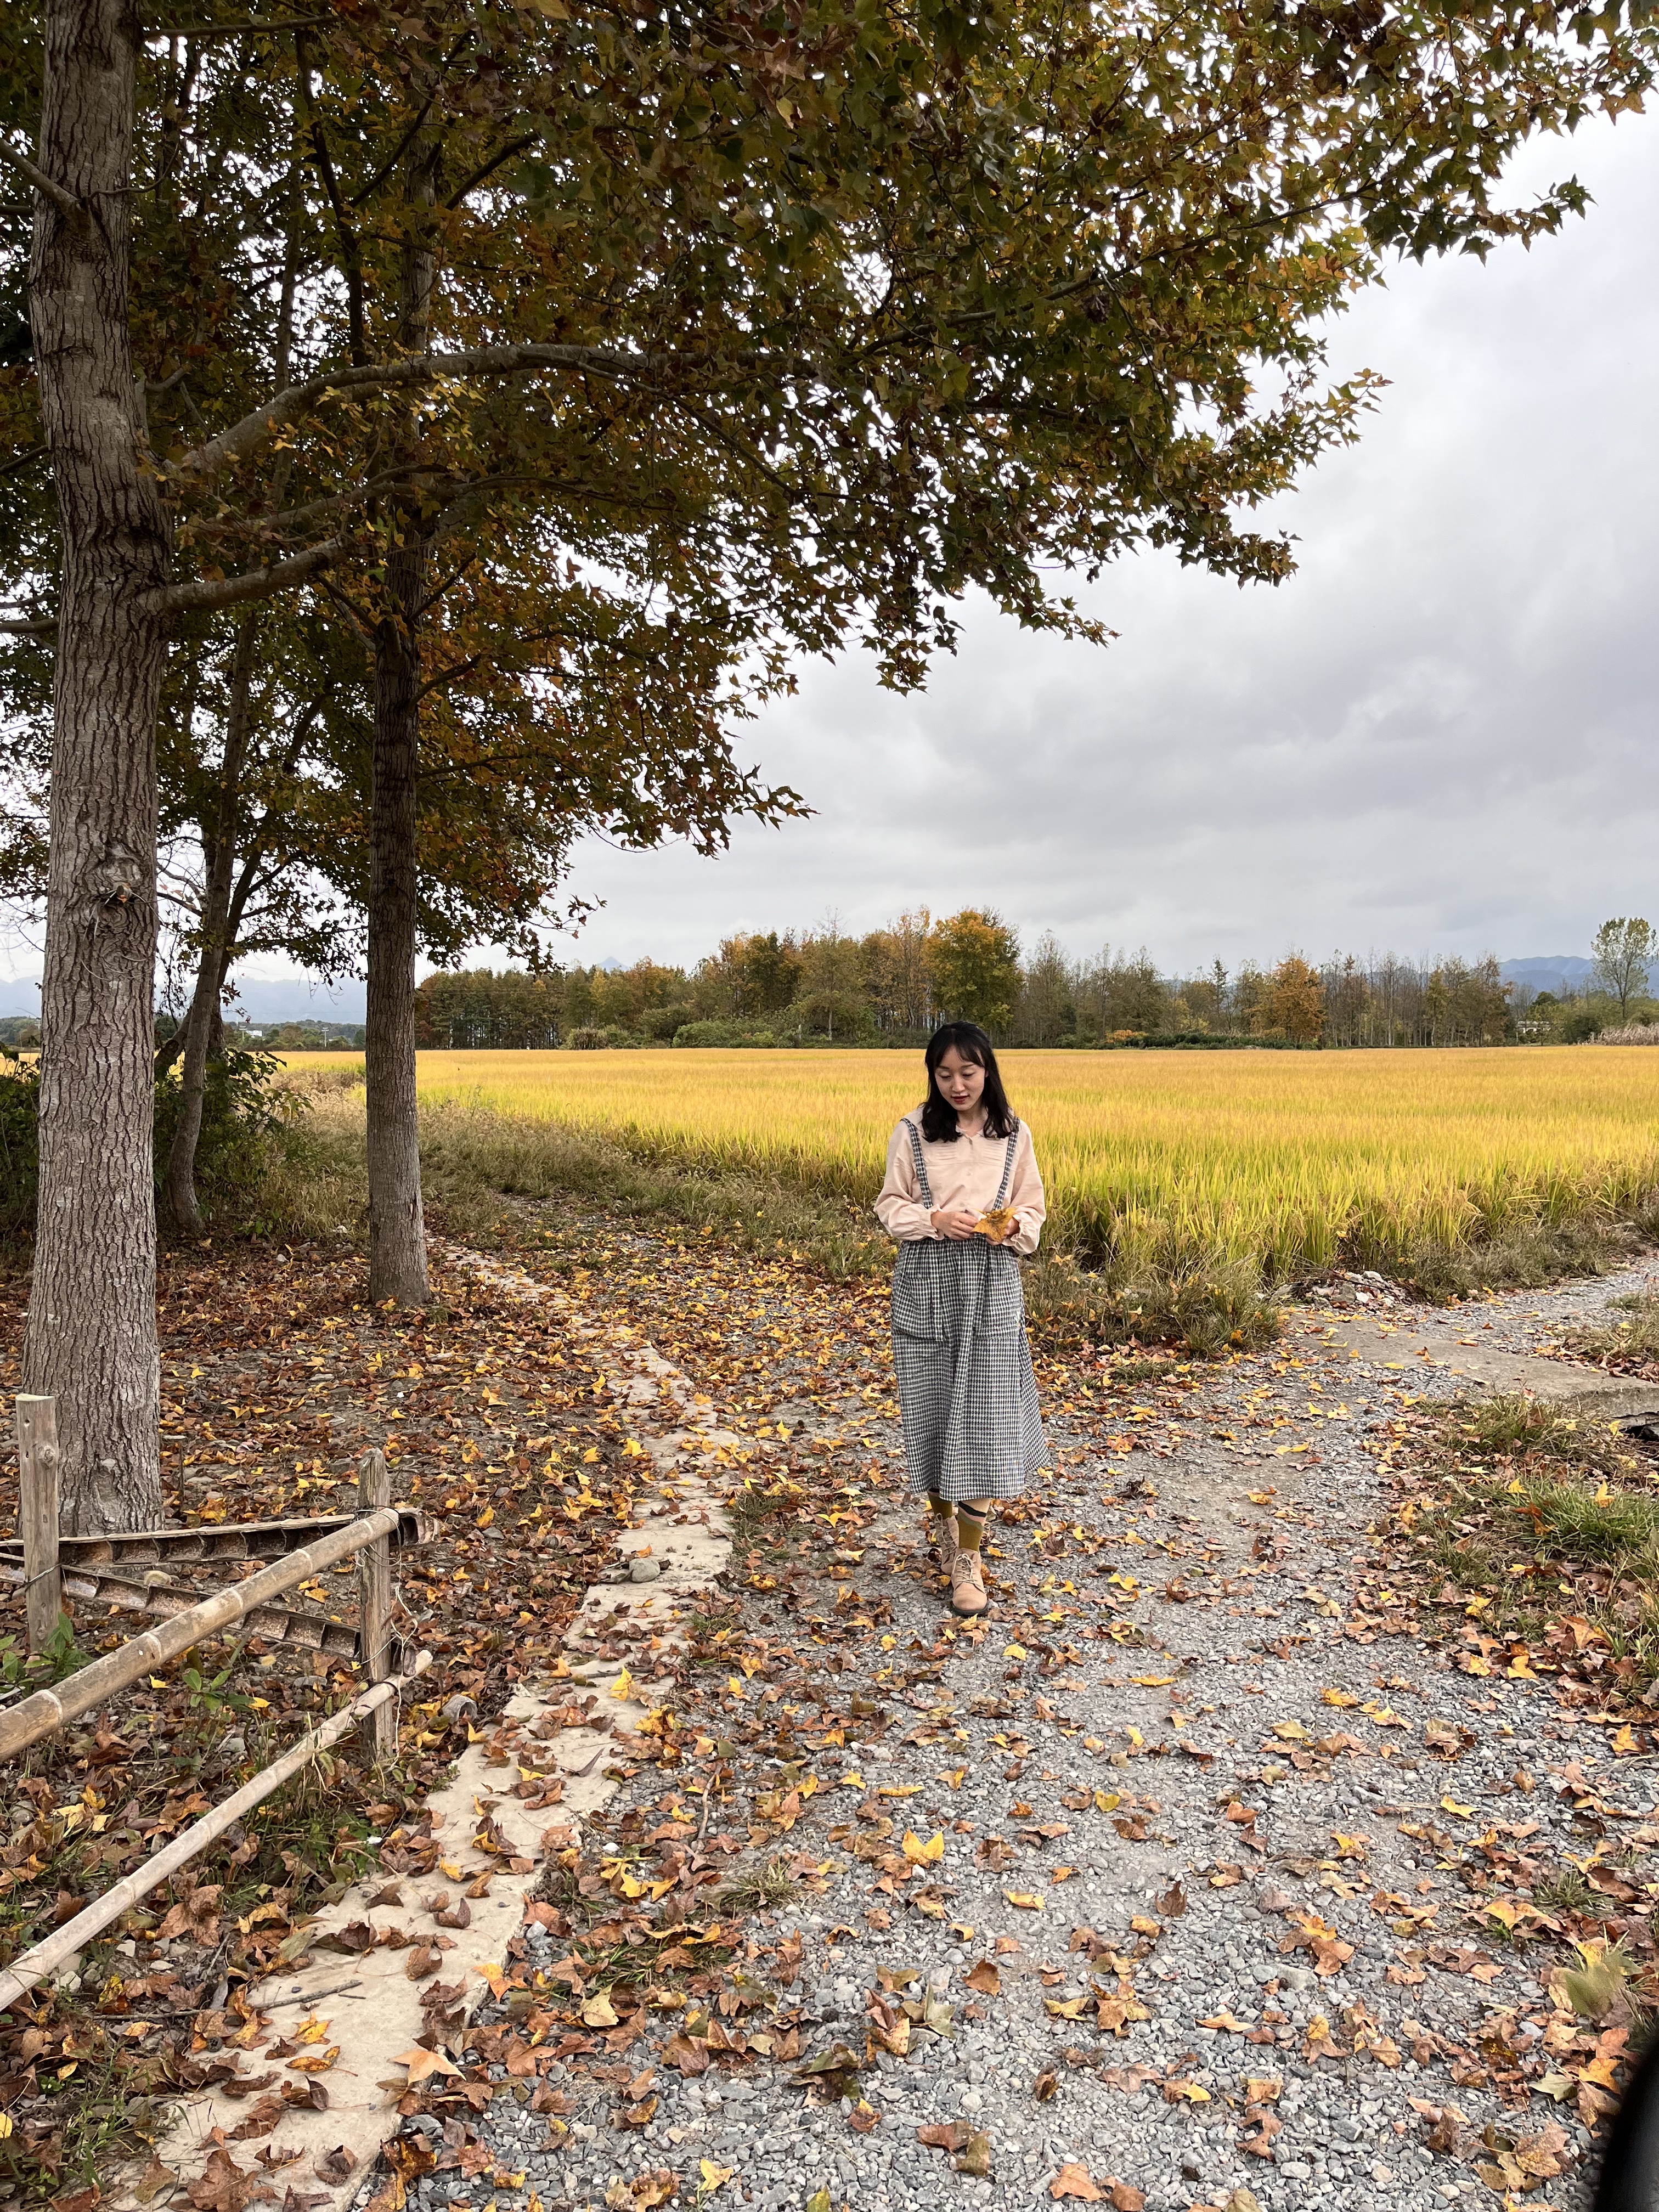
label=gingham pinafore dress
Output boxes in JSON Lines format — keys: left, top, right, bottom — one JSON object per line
{"left": 890, "top": 1120, "right": 1049, "bottom": 1503}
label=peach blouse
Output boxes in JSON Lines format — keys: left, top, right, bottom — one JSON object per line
{"left": 874, "top": 1111, "right": 1046, "bottom": 1257}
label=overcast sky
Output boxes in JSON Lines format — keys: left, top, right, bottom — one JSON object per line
{"left": 522, "top": 110, "right": 1659, "bottom": 981}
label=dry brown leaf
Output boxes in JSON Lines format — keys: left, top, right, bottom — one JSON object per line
{"left": 1050, "top": 2163, "right": 1102, "bottom": 2200}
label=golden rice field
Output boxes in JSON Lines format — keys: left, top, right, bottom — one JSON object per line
{"left": 306, "top": 1046, "right": 1659, "bottom": 1280}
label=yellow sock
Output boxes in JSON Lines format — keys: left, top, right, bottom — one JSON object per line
{"left": 956, "top": 1506, "right": 987, "bottom": 1553}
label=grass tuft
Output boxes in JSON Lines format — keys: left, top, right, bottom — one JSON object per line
{"left": 716, "top": 1857, "right": 799, "bottom": 1912}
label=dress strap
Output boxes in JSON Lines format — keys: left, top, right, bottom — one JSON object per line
{"left": 905, "top": 1119, "right": 934, "bottom": 1209}
{"left": 992, "top": 1128, "right": 1019, "bottom": 1211}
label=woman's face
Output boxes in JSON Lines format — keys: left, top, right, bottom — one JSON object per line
{"left": 934, "top": 1046, "right": 987, "bottom": 1114}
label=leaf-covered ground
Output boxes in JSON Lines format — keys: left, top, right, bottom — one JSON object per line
{"left": 0, "top": 1244, "right": 650, "bottom": 2203}
{"left": 4, "top": 1230, "right": 1658, "bottom": 2212}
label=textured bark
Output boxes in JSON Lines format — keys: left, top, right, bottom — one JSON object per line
{"left": 365, "top": 149, "right": 437, "bottom": 1306}
{"left": 366, "top": 529, "right": 430, "bottom": 1304}
{"left": 22, "top": 0, "right": 167, "bottom": 1532}
{"left": 166, "top": 611, "right": 258, "bottom": 1233}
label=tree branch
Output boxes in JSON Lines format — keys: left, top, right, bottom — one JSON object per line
{"left": 145, "top": 539, "right": 344, "bottom": 617}
{"left": 170, "top": 345, "right": 670, "bottom": 483}
{"left": 444, "top": 133, "right": 539, "bottom": 210}
{"left": 0, "top": 139, "right": 88, "bottom": 230}
{"left": 142, "top": 14, "right": 334, "bottom": 36}
{"left": 184, "top": 465, "right": 429, "bottom": 539}
{"left": 0, "top": 613, "right": 56, "bottom": 637}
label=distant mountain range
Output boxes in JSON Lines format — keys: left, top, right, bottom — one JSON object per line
{"left": 0, "top": 975, "right": 368, "bottom": 1023}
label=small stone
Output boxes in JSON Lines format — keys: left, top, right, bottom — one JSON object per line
{"left": 630, "top": 1558, "right": 663, "bottom": 1583}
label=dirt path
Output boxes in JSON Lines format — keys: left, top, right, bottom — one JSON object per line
{"left": 358, "top": 1237, "right": 1658, "bottom": 2212}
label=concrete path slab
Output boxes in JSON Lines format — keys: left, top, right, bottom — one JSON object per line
{"left": 128, "top": 1246, "right": 756, "bottom": 2212}
{"left": 1297, "top": 1302, "right": 1659, "bottom": 1418}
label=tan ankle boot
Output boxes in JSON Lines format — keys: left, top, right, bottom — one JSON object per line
{"left": 950, "top": 1548, "right": 988, "bottom": 1617}
{"left": 932, "top": 1508, "right": 959, "bottom": 1583}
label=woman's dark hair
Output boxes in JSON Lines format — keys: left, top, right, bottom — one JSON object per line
{"left": 921, "top": 1022, "right": 1019, "bottom": 1143}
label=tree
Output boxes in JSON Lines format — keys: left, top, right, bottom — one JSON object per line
{"left": 1267, "top": 956, "right": 1326, "bottom": 1045}
{"left": 1591, "top": 918, "right": 1656, "bottom": 1020}
{"left": 9, "top": 0, "right": 1659, "bottom": 1523}
{"left": 931, "top": 911, "right": 1022, "bottom": 1033}
{"left": 863, "top": 910, "right": 936, "bottom": 1035}
{"left": 1014, "top": 931, "right": 1075, "bottom": 1045}
{"left": 741, "top": 934, "right": 805, "bottom": 1018}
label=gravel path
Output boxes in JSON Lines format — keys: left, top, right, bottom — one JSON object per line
{"left": 394, "top": 1252, "right": 1659, "bottom": 2212}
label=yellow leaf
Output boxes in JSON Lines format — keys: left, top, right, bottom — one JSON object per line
{"left": 879, "top": 1784, "right": 922, "bottom": 1798}
{"left": 697, "top": 2160, "right": 734, "bottom": 2197}
{"left": 1004, "top": 1643, "right": 1029, "bottom": 1660}
{"left": 1440, "top": 1797, "right": 1475, "bottom": 1817}
{"left": 582, "top": 1992, "right": 620, "bottom": 2027}
{"left": 902, "top": 1830, "right": 945, "bottom": 1864}
{"left": 612, "top": 1668, "right": 635, "bottom": 1703}
{"left": 1611, "top": 1724, "right": 1639, "bottom": 1755}
{"left": 1005, "top": 1891, "right": 1045, "bottom": 1910}
{"left": 287, "top": 2046, "right": 339, "bottom": 2073}
{"left": 1320, "top": 1688, "right": 1360, "bottom": 1708}
{"left": 295, "top": 2016, "right": 331, "bottom": 2044}
{"left": 1131, "top": 1674, "right": 1175, "bottom": 1687}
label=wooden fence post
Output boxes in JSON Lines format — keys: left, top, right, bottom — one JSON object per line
{"left": 16, "top": 1395, "right": 63, "bottom": 1658}
{"left": 356, "top": 1449, "right": 396, "bottom": 1765}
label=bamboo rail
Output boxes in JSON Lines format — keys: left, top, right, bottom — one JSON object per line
{"left": 0, "top": 1504, "right": 404, "bottom": 1763}
{"left": 0, "top": 1504, "right": 433, "bottom": 1577}
{"left": 33, "top": 1560, "right": 371, "bottom": 1659}
{"left": 0, "top": 1650, "right": 432, "bottom": 2013}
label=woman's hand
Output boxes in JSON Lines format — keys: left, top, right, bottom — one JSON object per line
{"left": 930, "top": 1207, "right": 981, "bottom": 1240}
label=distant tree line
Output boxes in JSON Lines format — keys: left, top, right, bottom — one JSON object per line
{"left": 394, "top": 912, "right": 1644, "bottom": 1050}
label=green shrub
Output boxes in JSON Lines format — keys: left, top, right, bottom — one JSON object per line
{"left": 672, "top": 1020, "right": 778, "bottom": 1047}
{"left": 0, "top": 1045, "right": 302, "bottom": 1238}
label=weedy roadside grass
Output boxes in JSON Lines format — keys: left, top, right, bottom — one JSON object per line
{"left": 1386, "top": 1395, "right": 1659, "bottom": 1696}
{"left": 1561, "top": 1289, "right": 1659, "bottom": 1371}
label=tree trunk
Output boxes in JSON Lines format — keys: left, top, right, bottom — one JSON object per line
{"left": 22, "top": 0, "right": 168, "bottom": 1532}
{"left": 364, "top": 148, "right": 437, "bottom": 1306}
{"left": 366, "top": 529, "right": 430, "bottom": 1304}
{"left": 166, "top": 611, "right": 258, "bottom": 1233}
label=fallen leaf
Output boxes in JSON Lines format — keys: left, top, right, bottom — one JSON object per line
{"left": 1051, "top": 2165, "right": 1103, "bottom": 2202}
{"left": 391, "top": 2048, "right": 461, "bottom": 2085}
{"left": 966, "top": 1960, "right": 1002, "bottom": 1996}
{"left": 186, "top": 2148, "right": 275, "bottom": 2212}
{"left": 955, "top": 2131, "right": 994, "bottom": 2177}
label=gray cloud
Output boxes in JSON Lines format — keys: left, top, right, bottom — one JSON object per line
{"left": 557, "top": 112, "right": 1659, "bottom": 978}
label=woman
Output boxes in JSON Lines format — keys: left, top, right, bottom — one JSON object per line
{"left": 874, "top": 1022, "right": 1049, "bottom": 1617}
